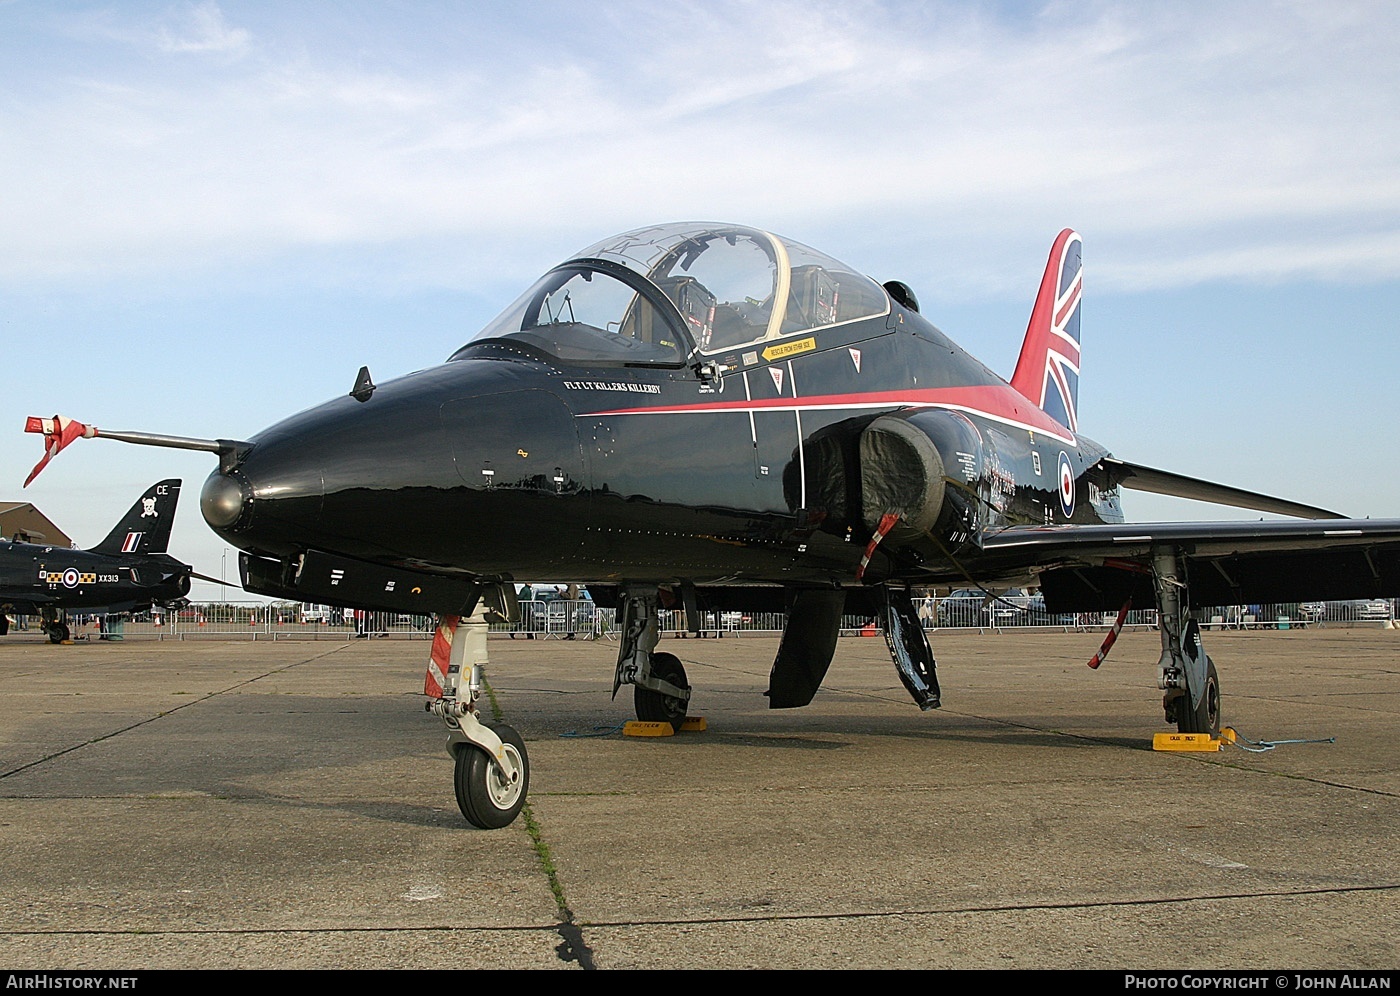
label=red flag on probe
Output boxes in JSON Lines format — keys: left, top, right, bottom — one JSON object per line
{"left": 23, "top": 415, "right": 95, "bottom": 487}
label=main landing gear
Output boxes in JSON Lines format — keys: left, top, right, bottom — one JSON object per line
{"left": 40, "top": 608, "right": 70, "bottom": 644}
{"left": 612, "top": 585, "right": 693, "bottom": 732}
{"left": 1152, "top": 547, "right": 1222, "bottom": 737}
{"left": 424, "top": 608, "right": 530, "bottom": 829}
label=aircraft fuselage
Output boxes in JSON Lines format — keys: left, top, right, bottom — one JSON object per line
{"left": 206, "top": 302, "right": 1119, "bottom": 608}
{"left": 0, "top": 540, "right": 190, "bottom": 614}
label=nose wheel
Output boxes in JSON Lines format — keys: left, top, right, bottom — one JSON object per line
{"left": 453, "top": 723, "right": 530, "bottom": 830}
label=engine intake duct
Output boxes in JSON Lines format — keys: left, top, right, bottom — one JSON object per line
{"left": 859, "top": 415, "right": 947, "bottom": 535}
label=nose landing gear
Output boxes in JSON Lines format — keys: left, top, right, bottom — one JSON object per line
{"left": 425, "top": 609, "right": 530, "bottom": 829}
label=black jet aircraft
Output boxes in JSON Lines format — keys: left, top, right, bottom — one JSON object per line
{"left": 25, "top": 223, "right": 1400, "bottom": 828}
{"left": 2, "top": 476, "right": 191, "bottom": 642}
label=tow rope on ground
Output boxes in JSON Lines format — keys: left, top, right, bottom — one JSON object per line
{"left": 560, "top": 725, "right": 625, "bottom": 738}
{"left": 1222, "top": 727, "right": 1336, "bottom": 753}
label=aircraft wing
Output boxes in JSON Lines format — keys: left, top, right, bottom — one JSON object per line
{"left": 980, "top": 518, "right": 1400, "bottom": 611}
{"left": 1100, "top": 457, "right": 1346, "bottom": 520}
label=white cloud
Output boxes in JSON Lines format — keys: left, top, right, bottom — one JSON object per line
{"left": 156, "top": 1, "right": 250, "bottom": 55}
{"left": 1, "top": 1, "right": 1398, "bottom": 295}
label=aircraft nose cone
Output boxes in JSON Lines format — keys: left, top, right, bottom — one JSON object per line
{"left": 200, "top": 471, "right": 248, "bottom": 529}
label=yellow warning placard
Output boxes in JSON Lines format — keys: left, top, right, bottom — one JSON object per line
{"left": 762, "top": 337, "right": 816, "bottom": 362}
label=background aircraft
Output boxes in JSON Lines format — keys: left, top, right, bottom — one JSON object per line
{"left": 1, "top": 478, "right": 193, "bottom": 643}
{"left": 25, "top": 223, "right": 1400, "bottom": 827}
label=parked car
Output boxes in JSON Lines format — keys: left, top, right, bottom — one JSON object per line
{"left": 986, "top": 588, "right": 1033, "bottom": 625}
{"left": 935, "top": 589, "right": 985, "bottom": 627}
{"left": 1304, "top": 599, "right": 1394, "bottom": 621}
{"left": 936, "top": 588, "right": 1032, "bottom": 626}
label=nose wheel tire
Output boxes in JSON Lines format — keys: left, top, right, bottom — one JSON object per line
{"left": 634, "top": 651, "right": 689, "bottom": 732}
{"left": 453, "top": 723, "right": 529, "bottom": 830}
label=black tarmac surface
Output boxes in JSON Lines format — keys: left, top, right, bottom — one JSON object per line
{"left": 1, "top": 627, "right": 1397, "bottom": 970}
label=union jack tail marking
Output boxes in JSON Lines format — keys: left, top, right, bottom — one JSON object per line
{"left": 120, "top": 532, "right": 143, "bottom": 553}
{"left": 1010, "top": 230, "right": 1083, "bottom": 435}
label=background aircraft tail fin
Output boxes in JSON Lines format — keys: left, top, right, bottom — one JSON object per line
{"left": 1010, "top": 229, "right": 1083, "bottom": 433}
{"left": 91, "top": 480, "right": 182, "bottom": 556}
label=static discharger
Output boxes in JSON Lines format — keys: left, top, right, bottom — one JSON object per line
{"left": 624, "top": 717, "right": 708, "bottom": 737}
{"left": 1152, "top": 727, "right": 1237, "bottom": 752}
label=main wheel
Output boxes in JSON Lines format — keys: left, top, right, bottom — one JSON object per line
{"left": 47, "top": 622, "right": 70, "bottom": 644}
{"left": 1175, "top": 656, "right": 1221, "bottom": 737}
{"left": 634, "top": 651, "right": 689, "bottom": 732}
{"left": 453, "top": 723, "right": 529, "bottom": 830}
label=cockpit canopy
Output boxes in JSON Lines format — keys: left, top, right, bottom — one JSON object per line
{"left": 454, "top": 223, "right": 890, "bottom": 366}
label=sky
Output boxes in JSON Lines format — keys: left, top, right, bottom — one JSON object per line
{"left": 2, "top": 0, "right": 1399, "bottom": 603}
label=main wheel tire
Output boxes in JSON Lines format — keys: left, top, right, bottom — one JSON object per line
{"left": 634, "top": 651, "right": 689, "bottom": 732}
{"left": 454, "top": 723, "right": 529, "bottom": 830}
{"left": 1175, "top": 656, "right": 1221, "bottom": 737}
{"left": 47, "top": 622, "right": 70, "bottom": 644}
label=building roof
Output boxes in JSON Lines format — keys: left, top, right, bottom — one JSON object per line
{"left": 0, "top": 502, "right": 74, "bottom": 548}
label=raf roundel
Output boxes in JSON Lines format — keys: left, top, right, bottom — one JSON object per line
{"left": 62, "top": 568, "right": 81, "bottom": 588}
{"left": 1057, "top": 451, "right": 1075, "bottom": 518}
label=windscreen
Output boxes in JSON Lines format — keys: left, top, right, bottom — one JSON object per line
{"left": 455, "top": 263, "right": 687, "bottom": 365}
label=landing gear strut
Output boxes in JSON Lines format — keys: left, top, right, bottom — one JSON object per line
{"left": 1152, "top": 547, "right": 1222, "bottom": 737}
{"left": 425, "top": 608, "right": 530, "bottom": 829}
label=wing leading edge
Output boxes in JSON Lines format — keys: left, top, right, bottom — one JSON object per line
{"left": 1101, "top": 458, "right": 1344, "bottom": 520}
{"left": 982, "top": 518, "right": 1400, "bottom": 612}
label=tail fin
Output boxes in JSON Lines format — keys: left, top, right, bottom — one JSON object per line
{"left": 90, "top": 480, "right": 182, "bottom": 556}
{"left": 1010, "top": 229, "right": 1083, "bottom": 433}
